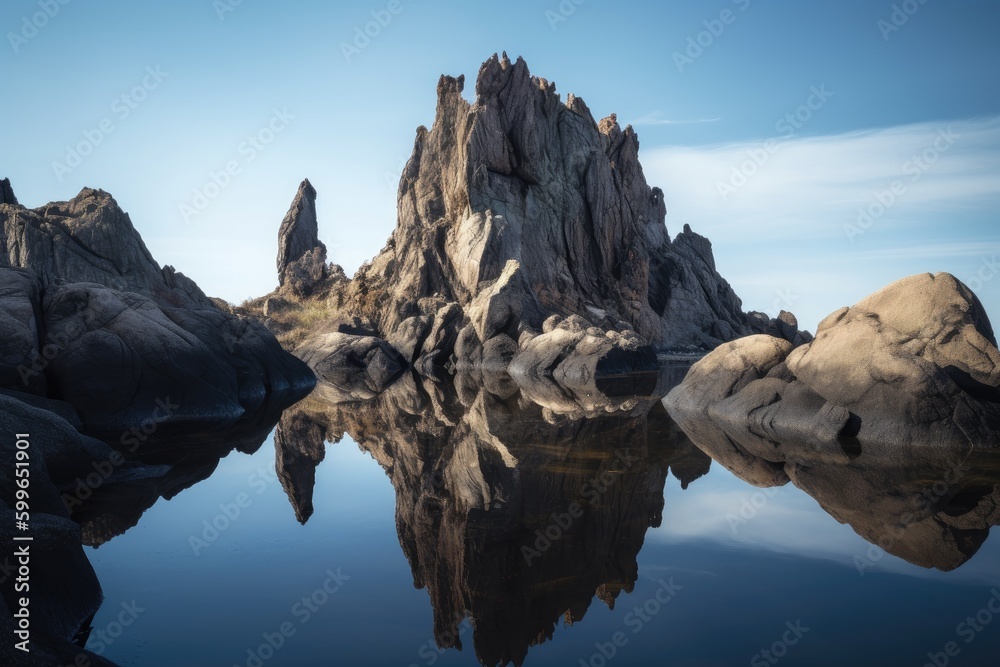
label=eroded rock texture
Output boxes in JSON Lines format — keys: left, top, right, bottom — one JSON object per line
{"left": 277, "top": 178, "right": 328, "bottom": 297}
{"left": 0, "top": 185, "right": 315, "bottom": 438}
{"left": 265, "top": 54, "right": 803, "bottom": 389}
{"left": 664, "top": 272, "right": 1000, "bottom": 571}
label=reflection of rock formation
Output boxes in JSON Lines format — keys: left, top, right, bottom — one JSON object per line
{"left": 679, "top": 415, "right": 1000, "bottom": 570}
{"left": 275, "top": 370, "right": 709, "bottom": 666}
{"left": 274, "top": 408, "right": 329, "bottom": 523}
{"left": 0, "top": 383, "right": 305, "bottom": 665}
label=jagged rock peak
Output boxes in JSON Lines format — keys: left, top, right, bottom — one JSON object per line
{"left": 0, "top": 178, "right": 17, "bottom": 206}
{"left": 277, "top": 178, "right": 327, "bottom": 296}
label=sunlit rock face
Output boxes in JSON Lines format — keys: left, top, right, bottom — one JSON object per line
{"left": 272, "top": 369, "right": 710, "bottom": 667}
{"left": 263, "top": 54, "right": 810, "bottom": 391}
{"left": 664, "top": 272, "right": 1000, "bottom": 571}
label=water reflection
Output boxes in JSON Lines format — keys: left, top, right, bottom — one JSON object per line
{"left": 266, "top": 367, "right": 1000, "bottom": 665}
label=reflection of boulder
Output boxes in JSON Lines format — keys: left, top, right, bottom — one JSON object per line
{"left": 0, "top": 392, "right": 138, "bottom": 665}
{"left": 274, "top": 371, "right": 709, "bottom": 667}
{"left": 665, "top": 274, "right": 1000, "bottom": 570}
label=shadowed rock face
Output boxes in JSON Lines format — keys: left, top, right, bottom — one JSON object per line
{"left": 0, "top": 178, "right": 16, "bottom": 206}
{"left": 0, "top": 185, "right": 315, "bottom": 439}
{"left": 272, "top": 371, "right": 709, "bottom": 667}
{"left": 0, "top": 183, "right": 315, "bottom": 666}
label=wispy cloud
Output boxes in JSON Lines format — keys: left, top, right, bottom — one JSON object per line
{"left": 640, "top": 116, "right": 1000, "bottom": 328}
{"left": 643, "top": 116, "right": 1000, "bottom": 236}
{"left": 852, "top": 241, "right": 1000, "bottom": 261}
{"left": 633, "top": 111, "right": 721, "bottom": 126}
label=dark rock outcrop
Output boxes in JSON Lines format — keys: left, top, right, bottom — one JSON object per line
{"left": 0, "top": 185, "right": 315, "bottom": 440}
{"left": 257, "top": 55, "right": 797, "bottom": 390}
{"left": 0, "top": 178, "right": 16, "bottom": 206}
{"left": 276, "top": 179, "right": 328, "bottom": 297}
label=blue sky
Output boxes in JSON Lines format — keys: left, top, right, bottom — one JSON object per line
{"left": 2, "top": 0, "right": 998, "bottom": 328}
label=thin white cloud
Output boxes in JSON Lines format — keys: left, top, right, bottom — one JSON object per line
{"left": 633, "top": 111, "right": 721, "bottom": 126}
{"left": 639, "top": 116, "right": 1000, "bottom": 328}
{"left": 643, "top": 116, "right": 1000, "bottom": 237}
{"left": 852, "top": 241, "right": 1000, "bottom": 261}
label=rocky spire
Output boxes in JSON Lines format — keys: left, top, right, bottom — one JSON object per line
{"left": 277, "top": 178, "right": 327, "bottom": 296}
{"left": 0, "top": 178, "right": 17, "bottom": 206}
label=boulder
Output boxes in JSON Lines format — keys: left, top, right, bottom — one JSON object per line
{"left": 665, "top": 273, "right": 1000, "bottom": 458}
{"left": 297, "top": 332, "right": 405, "bottom": 398}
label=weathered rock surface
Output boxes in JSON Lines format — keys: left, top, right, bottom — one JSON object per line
{"left": 666, "top": 273, "right": 1000, "bottom": 454}
{"left": 0, "top": 184, "right": 315, "bottom": 438}
{"left": 254, "top": 55, "right": 800, "bottom": 391}
{"left": 0, "top": 178, "right": 16, "bottom": 206}
{"left": 664, "top": 273, "right": 1000, "bottom": 569}
{"left": 276, "top": 178, "right": 328, "bottom": 297}
{"left": 297, "top": 332, "right": 406, "bottom": 400}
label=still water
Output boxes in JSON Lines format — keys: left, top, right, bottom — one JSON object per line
{"left": 82, "top": 374, "right": 1000, "bottom": 667}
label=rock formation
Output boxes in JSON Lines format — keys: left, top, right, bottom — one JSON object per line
{"left": 0, "top": 178, "right": 16, "bottom": 206}
{"left": 0, "top": 181, "right": 316, "bottom": 665}
{"left": 0, "top": 185, "right": 315, "bottom": 438}
{"left": 664, "top": 272, "right": 1000, "bottom": 569}
{"left": 276, "top": 178, "right": 329, "bottom": 297}
{"left": 251, "top": 54, "right": 805, "bottom": 391}
{"left": 665, "top": 273, "right": 1000, "bottom": 454}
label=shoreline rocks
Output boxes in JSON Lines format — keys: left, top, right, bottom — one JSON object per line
{"left": 0, "top": 185, "right": 315, "bottom": 440}
{"left": 665, "top": 272, "right": 1000, "bottom": 462}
